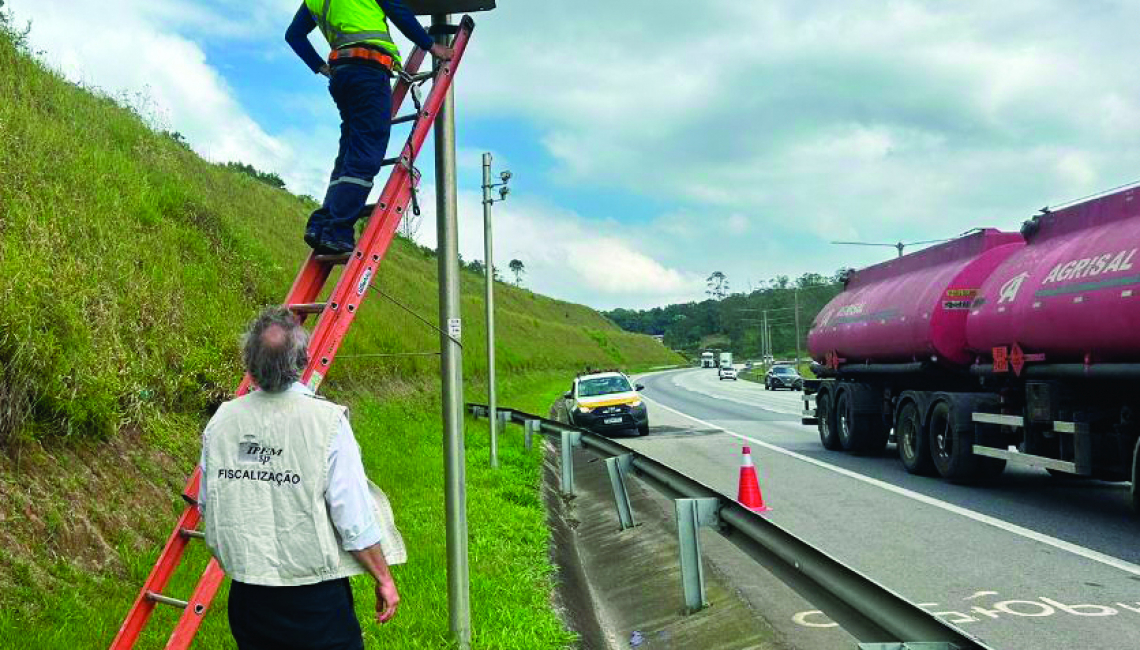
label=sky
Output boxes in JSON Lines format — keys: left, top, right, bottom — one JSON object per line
{"left": 10, "top": 0, "right": 1140, "bottom": 310}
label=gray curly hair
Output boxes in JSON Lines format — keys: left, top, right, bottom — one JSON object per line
{"left": 242, "top": 306, "right": 310, "bottom": 393}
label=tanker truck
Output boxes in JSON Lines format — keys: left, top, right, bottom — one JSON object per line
{"left": 802, "top": 185, "right": 1140, "bottom": 513}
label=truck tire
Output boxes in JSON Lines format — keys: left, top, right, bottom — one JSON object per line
{"left": 817, "top": 390, "right": 842, "bottom": 451}
{"left": 638, "top": 423, "right": 649, "bottom": 437}
{"left": 929, "top": 399, "right": 979, "bottom": 482}
{"left": 836, "top": 384, "right": 889, "bottom": 454}
{"left": 896, "top": 400, "right": 935, "bottom": 475}
{"left": 836, "top": 389, "right": 857, "bottom": 452}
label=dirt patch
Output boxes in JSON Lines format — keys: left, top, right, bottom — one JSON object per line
{"left": 0, "top": 428, "right": 193, "bottom": 616}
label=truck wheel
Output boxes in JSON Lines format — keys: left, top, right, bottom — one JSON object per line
{"left": 929, "top": 400, "right": 979, "bottom": 482}
{"left": 638, "top": 423, "right": 649, "bottom": 437}
{"left": 897, "top": 401, "right": 935, "bottom": 475}
{"left": 836, "top": 389, "right": 858, "bottom": 452}
{"left": 817, "top": 391, "right": 841, "bottom": 450}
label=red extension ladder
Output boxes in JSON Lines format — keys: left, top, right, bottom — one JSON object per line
{"left": 109, "top": 16, "right": 476, "bottom": 649}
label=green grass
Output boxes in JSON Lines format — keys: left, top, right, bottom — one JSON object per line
{"left": 0, "top": 17, "right": 680, "bottom": 650}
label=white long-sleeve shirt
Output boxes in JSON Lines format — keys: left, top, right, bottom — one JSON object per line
{"left": 199, "top": 382, "right": 382, "bottom": 551}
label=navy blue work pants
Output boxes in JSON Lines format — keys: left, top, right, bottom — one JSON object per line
{"left": 307, "top": 64, "right": 393, "bottom": 247}
{"left": 227, "top": 578, "right": 364, "bottom": 650}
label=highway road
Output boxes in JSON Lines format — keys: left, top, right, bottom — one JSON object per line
{"left": 623, "top": 368, "right": 1140, "bottom": 650}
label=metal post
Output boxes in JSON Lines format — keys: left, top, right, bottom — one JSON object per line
{"left": 524, "top": 419, "right": 537, "bottom": 451}
{"left": 674, "top": 497, "right": 719, "bottom": 613}
{"left": 794, "top": 289, "right": 802, "bottom": 369}
{"left": 482, "top": 152, "right": 498, "bottom": 469}
{"left": 605, "top": 455, "right": 636, "bottom": 530}
{"left": 432, "top": 14, "right": 470, "bottom": 649}
{"left": 560, "top": 430, "right": 576, "bottom": 496}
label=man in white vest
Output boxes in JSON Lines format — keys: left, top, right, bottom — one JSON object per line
{"left": 200, "top": 307, "right": 398, "bottom": 649}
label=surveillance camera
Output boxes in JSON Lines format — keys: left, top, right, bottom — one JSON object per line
{"left": 500, "top": 170, "right": 512, "bottom": 182}
{"left": 499, "top": 186, "right": 511, "bottom": 199}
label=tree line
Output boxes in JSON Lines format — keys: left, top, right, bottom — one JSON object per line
{"left": 604, "top": 271, "right": 845, "bottom": 360}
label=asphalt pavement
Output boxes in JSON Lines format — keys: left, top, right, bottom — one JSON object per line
{"left": 619, "top": 368, "right": 1140, "bottom": 650}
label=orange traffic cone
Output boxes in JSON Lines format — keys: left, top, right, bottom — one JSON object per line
{"left": 737, "top": 446, "right": 770, "bottom": 513}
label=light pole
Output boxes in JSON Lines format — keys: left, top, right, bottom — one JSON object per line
{"left": 481, "top": 152, "right": 511, "bottom": 468}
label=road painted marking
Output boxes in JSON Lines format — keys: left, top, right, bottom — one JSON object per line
{"left": 794, "top": 593, "right": 1140, "bottom": 629}
{"left": 640, "top": 394, "right": 1140, "bottom": 579}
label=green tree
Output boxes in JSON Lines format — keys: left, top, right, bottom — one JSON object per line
{"left": 509, "top": 259, "right": 525, "bottom": 286}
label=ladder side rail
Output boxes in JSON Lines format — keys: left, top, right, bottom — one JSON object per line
{"left": 391, "top": 46, "right": 427, "bottom": 109}
{"left": 109, "top": 506, "right": 204, "bottom": 648}
{"left": 165, "top": 558, "right": 226, "bottom": 650}
{"left": 302, "top": 19, "right": 473, "bottom": 386}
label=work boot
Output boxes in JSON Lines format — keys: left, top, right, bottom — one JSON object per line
{"left": 304, "top": 226, "right": 324, "bottom": 249}
{"left": 319, "top": 223, "right": 356, "bottom": 254}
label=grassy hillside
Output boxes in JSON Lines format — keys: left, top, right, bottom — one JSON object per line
{"left": 0, "top": 16, "right": 679, "bottom": 649}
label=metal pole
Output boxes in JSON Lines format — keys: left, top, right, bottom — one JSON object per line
{"left": 433, "top": 14, "right": 470, "bottom": 648}
{"left": 482, "top": 153, "right": 498, "bottom": 468}
{"left": 794, "top": 289, "right": 802, "bottom": 369}
{"left": 762, "top": 310, "right": 770, "bottom": 362}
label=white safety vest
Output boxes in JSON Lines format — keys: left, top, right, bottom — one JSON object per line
{"left": 202, "top": 390, "right": 367, "bottom": 586}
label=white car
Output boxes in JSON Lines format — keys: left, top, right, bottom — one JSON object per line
{"left": 718, "top": 367, "right": 738, "bottom": 381}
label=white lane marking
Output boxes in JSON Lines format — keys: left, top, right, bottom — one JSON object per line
{"left": 641, "top": 394, "right": 1140, "bottom": 579}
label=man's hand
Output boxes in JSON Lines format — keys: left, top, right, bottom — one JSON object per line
{"left": 375, "top": 578, "right": 400, "bottom": 623}
{"left": 319, "top": 63, "right": 332, "bottom": 78}
{"left": 429, "top": 43, "right": 454, "bottom": 61}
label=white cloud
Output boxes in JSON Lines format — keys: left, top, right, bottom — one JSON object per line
{"left": 410, "top": 188, "right": 701, "bottom": 310}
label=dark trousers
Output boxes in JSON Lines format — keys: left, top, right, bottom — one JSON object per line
{"left": 307, "top": 64, "right": 394, "bottom": 247}
{"left": 228, "top": 578, "right": 364, "bottom": 650}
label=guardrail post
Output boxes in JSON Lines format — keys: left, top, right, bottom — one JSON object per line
{"left": 674, "top": 497, "right": 720, "bottom": 614}
{"left": 497, "top": 409, "right": 510, "bottom": 429}
{"left": 559, "top": 430, "right": 581, "bottom": 496}
{"left": 604, "top": 454, "right": 636, "bottom": 530}
{"left": 524, "top": 419, "right": 539, "bottom": 451}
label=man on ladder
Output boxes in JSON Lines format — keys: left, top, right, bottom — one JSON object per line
{"left": 286, "top": 0, "right": 453, "bottom": 254}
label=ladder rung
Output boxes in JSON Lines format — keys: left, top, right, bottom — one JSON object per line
{"left": 313, "top": 252, "right": 352, "bottom": 265}
{"left": 391, "top": 113, "right": 418, "bottom": 125}
{"left": 289, "top": 302, "right": 327, "bottom": 315}
{"left": 380, "top": 156, "right": 401, "bottom": 167}
{"left": 179, "top": 528, "right": 205, "bottom": 540}
{"left": 407, "top": 71, "right": 435, "bottom": 83}
{"left": 146, "top": 591, "right": 189, "bottom": 609}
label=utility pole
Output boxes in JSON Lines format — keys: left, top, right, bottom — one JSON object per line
{"left": 794, "top": 288, "right": 802, "bottom": 369}
{"left": 433, "top": 13, "right": 470, "bottom": 649}
{"left": 762, "top": 310, "right": 769, "bottom": 362}
{"left": 481, "top": 152, "right": 511, "bottom": 469}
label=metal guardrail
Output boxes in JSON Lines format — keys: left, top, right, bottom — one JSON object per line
{"left": 467, "top": 403, "right": 993, "bottom": 650}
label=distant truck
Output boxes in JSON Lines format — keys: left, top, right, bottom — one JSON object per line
{"left": 719, "top": 352, "right": 733, "bottom": 369}
{"left": 701, "top": 352, "right": 716, "bottom": 368}
{"left": 802, "top": 186, "right": 1140, "bottom": 513}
